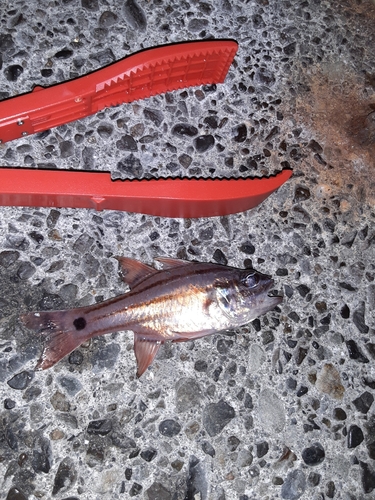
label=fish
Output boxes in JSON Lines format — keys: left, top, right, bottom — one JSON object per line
{"left": 20, "top": 257, "right": 283, "bottom": 377}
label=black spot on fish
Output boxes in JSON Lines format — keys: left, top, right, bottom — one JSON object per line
{"left": 73, "top": 317, "right": 86, "bottom": 330}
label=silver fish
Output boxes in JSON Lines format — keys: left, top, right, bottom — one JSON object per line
{"left": 20, "top": 257, "right": 282, "bottom": 377}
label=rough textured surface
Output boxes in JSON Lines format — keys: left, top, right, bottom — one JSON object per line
{"left": 0, "top": 0, "right": 374, "bottom": 499}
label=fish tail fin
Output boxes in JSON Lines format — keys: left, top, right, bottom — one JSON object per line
{"left": 20, "top": 308, "right": 90, "bottom": 370}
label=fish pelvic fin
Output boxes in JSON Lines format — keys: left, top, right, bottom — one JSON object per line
{"left": 20, "top": 309, "right": 90, "bottom": 370}
{"left": 134, "top": 335, "right": 162, "bottom": 378}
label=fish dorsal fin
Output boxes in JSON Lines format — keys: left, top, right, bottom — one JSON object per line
{"left": 134, "top": 335, "right": 162, "bottom": 377}
{"left": 115, "top": 256, "right": 158, "bottom": 288}
{"left": 154, "top": 257, "right": 192, "bottom": 269}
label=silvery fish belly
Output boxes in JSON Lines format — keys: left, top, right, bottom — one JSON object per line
{"left": 20, "top": 256, "right": 283, "bottom": 377}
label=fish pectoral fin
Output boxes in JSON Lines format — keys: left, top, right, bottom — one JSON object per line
{"left": 154, "top": 257, "right": 192, "bottom": 269}
{"left": 115, "top": 256, "right": 158, "bottom": 288}
{"left": 134, "top": 335, "right": 162, "bottom": 378}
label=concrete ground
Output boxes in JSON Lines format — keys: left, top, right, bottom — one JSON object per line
{"left": 0, "top": 0, "right": 374, "bottom": 499}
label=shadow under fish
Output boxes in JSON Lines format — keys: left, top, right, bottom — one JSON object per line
{"left": 20, "top": 257, "right": 283, "bottom": 377}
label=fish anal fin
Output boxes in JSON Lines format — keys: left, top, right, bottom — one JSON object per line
{"left": 134, "top": 335, "right": 162, "bottom": 378}
{"left": 115, "top": 256, "right": 158, "bottom": 288}
{"left": 154, "top": 257, "right": 192, "bottom": 269}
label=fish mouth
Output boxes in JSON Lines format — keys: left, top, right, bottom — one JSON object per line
{"left": 265, "top": 279, "right": 283, "bottom": 306}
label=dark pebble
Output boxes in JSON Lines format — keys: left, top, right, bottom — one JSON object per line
{"left": 194, "top": 360, "right": 208, "bottom": 372}
{"left": 123, "top": 0, "right": 147, "bottom": 31}
{"left": 217, "top": 338, "right": 233, "bottom": 354}
{"left": 159, "top": 419, "right": 181, "bottom": 437}
{"left": 38, "top": 292, "right": 64, "bottom": 310}
{"left": 347, "top": 424, "right": 364, "bottom": 448}
{"left": 54, "top": 48, "right": 73, "bottom": 59}
{"left": 353, "top": 391, "right": 374, "bottom": 414}
{"left": 32, "top": 438, "right": 52, "bottom": 473}
{"left": 352, "top": 302, "right": 369, "bottom": 333}
{"left": 286, "top": 378, "right": 297, "bottom": 390}
{"left": 296, "top": 386, "right": 308, "bottom": 397}
{"left": 212, "top": 249, "right": 228, "bottom": 266}
{"left": 281, "top": 469, "right": 306, "bottom": 499}
{"left": 232, "top": 124, "right": 247, "bottom": 142}
{"left": 308, "top": 140, "right": 323, "bottom": 154}
{"left": 203, "top": 400, "right": 235, "bottom": 437}
{"left": 60, "top": 140, "right": 74, "bottom": 158}
{"left": 262, "top": 330, "right": 275, "bottom": 344}
{"left": 4, "top": 64, "right": 23, "bottom": 81}
{"left": 188, "top": 18, "right": 208, "bottom": 32}
{"left": 362, "top": 377, "right": 375, "bottom": 392}
{"left": 284, "top": 42, "right": 296, "bottom": 55}
{"left": 296, "top": 284, "right": 310, "bottom": 298}
{"left": 82, "top": 0, "right": 99, "bottom": 10}
{"left": 91, "top": 48, "right": 115, "bottom": 65}
{"left": 87, "top": 419, "right": 112, "bottom": 436}
{"left": 368, "top": 442, "right": 375, "bottom": 460}
{"left": 340, "top": 304, "right": 350, "bottom": 319}
{"left": 91, "top": 342, "right": 120, "bottom": 370}
{"left": 52, "top": 457, "right": 76, "bottom": 495}
{"left": 7, "top": 234, "right": 29, "bottom": 251}
{"left": 365, "top": 343, "right": 375, "bottom": 360}
{"left": 265, "top": 126, "right": 280, "bottom": 141}
{"left": 295, "top": 347, "right": 308, "bottom": 365}
{"left": 240, "top": 242, "right": 255, "bottom": 255}
{"left": 204, "top": 116, "right": 218, "bottom": 129}
{"left": 333, "top": 408, "right": 347, "bottom": 420}
{"left": 294, "top": 186, "right": 310, "bottom": 202}
{"left": 341, "top": 230, "right": 357, "bottom": 248}
{"left": 4, "top": 398, "right": 16, "bottom": 409}
{"left": 59, "top": 283, "right": 78, "bottom": 302}
{"left": 0, "top": 250, "right": 20, "bottom": 268}
{"left": 302, "top": 443, "right": 325, "bottom": 466}
{"left": 58, "top": 375, "right": 82, "bottom": 396}
{"left": 323, "top": 218, "right": 335, "bottom": 233}
{"left": 0, "top": 34, "right": 15, "bottom": 52}
{"left": 5, "top": 487, "right": 27, "bottom": 500}
{"left": 186, "top": 456, "right": 207, "bottom": 499}
{"left": 73, "top": 233, "right": 94, "bottom": 254}
{"left": 129, "top": 483, "right": 142, "bottom": 496}
{"left": 5, "top": 427, "right": 18, "bottom": 450}
{"left": 28, "top": 231, "right": 44, "bottom": 244}
{"left": 194, "top": 134, "right": 215, "bottom": 153}
{"left": 360, "top": 461, "right": 375, "bottom": 494}
{"left": 201, "top": 440, "right": 215, "bottom": 457}
{"left": 69, "top": 350, "right": 83, "bottom": 365}
{"left": 117, "top": 135, "right": 138, "bottom": 152}
{"left": 17, "top": 261, "right": 36, "bottom": 280}
{"left": 172, "top": 123, "right": 198, "bottom": 137}
{"left": 140, "top": 448, "right": 157, "bottom": 462}
{"left": 227, "top": 435, "right": 240, "bottom": 452}
{"left": 308, "top": 472, "right": 321, "bottom": 486}
{"left": 99, "top": 11, "right": 118, "bottom": 28}
{"left": 7, "top": 371, "right": 34, "bottom": 390}
{"left": 146, "top": 482, "right": 171, "bottom": 500}
{"left": 326, "top": 480, "right": 335, "bottom": 498}
{"left": 116, "top": 154, "right": 143, "bottom": 177}
{"left": 346, "top": 340, "right": 369, "bottom": 363}
{"left": 144, "top": 108, "right": 164, "bottom": 127}
{"left": 178, "top": 154, "right": 192, "bottom": 168}
{"left": 254, "top": 67, "right": 275, "bottom": 87}
{"left": 256, "top": 441, "right": 269, "bottom": 458}
{"left": 97, "top": 123, "right": 113, "bottom": 139}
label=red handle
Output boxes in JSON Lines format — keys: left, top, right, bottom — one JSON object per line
{"left": 0, "top": 40, "right": 238, "bottom": 144}
{"left": 0, "top": 168, "right": 292, "bottom": 218}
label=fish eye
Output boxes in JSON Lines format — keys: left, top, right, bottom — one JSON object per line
{"left": 243, "top": 271, "right": 260, "bottom": 288}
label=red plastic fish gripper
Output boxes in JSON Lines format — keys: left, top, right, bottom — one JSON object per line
{"left": 0, "top": 40, "right": 238, "bottom": 143}
{"left": 0, "top": 40, "right": 292, "bottom": 217}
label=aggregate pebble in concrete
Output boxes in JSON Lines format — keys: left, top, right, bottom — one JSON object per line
{"left": 0, "top": 1, "right": 375, "bottom": 499}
